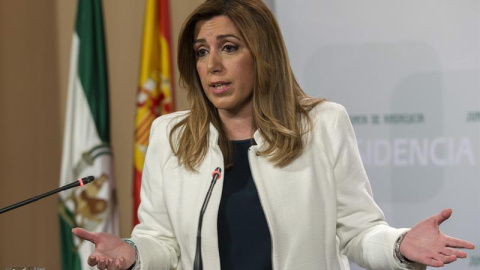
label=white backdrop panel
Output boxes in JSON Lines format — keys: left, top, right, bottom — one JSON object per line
{"left": 274, "top": 1, "right": 480, "bottom": 269}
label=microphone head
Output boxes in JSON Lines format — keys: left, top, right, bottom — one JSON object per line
{"left": 81, "top": 176, "right": 95, "bottom": 185}
{"left": 212, "top": 167, "right": 222, "bottom": 180}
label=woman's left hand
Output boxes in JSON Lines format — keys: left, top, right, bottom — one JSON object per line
{"left": 400, "top": 208, "right": 475, "bottom": 267}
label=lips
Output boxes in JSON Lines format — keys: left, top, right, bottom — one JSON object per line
{"left": 209, "top": 81, "right": 231, "bottom": 94}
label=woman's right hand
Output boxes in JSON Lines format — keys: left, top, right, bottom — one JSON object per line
{"left": 72, "top": 227, "right": 136, "bottom": 270}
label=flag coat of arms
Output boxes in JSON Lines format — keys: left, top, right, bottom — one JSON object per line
{"left": 58, "top": 0, "right": 118, "bottom": 269}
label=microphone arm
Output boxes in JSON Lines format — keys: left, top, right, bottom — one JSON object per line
{"left": 0, "top": 176, "right": 95, "bottom": 214}
{"left": 193, "top": 167, "right": 222, "bottom": 270}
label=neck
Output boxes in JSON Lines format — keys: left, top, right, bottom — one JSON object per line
{"left": 218, "top": 108, "right": 254, "bottom": 141}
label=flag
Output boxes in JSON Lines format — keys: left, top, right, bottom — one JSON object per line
{"left": 58, "top": 0, "right": 118, "bottom": 269}
{"left": 133, "top": 0, "right": 175, "bottom": 226}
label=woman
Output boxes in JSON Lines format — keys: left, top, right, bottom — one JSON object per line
{"left": 73, "top": 0, "right": 475, "bottom": 269}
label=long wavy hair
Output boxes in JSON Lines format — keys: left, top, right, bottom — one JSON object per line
{"left": 171, "top": 0, "right": 323, "bottom": 171}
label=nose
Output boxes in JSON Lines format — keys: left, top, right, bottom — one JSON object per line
{"left": 207, "top": 50, "right": 222, "bottom": 74}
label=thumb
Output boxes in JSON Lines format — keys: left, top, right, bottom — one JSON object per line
{"left": 72, "top": 227, "right": 98, "bottom": 244}
{"left": 436, "top": 208, "right": 453, "bottom": 226}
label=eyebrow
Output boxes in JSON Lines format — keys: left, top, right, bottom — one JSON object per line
{"left": 194, "top": 34, "right": 242, "bottom": 45}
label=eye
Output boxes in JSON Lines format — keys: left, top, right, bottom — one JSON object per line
{"left": 196, "top": 48, "right": 208, "bottom": 58}
{"left": 223, "top": 44, "right": 238, "bottom": 53}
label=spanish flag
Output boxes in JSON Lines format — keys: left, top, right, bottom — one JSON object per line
{"left": 133, "top": 0, "right": 175, "bottom": 226}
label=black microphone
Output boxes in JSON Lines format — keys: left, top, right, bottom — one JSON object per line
{"left": 0, "top": 176, "right": 95, "bottom": 214}
{"left": 193, "top": 167, "right": 222, "bottom": 270}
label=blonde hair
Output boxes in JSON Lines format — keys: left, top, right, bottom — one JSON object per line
{"left": 172, "top": 0, "right": 323, "bottom": 171}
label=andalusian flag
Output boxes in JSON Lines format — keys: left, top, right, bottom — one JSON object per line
{"left": 133, "top": 0, "right": 175, "bottom": 225}
{"left": 58, "top": 0, "right": 118, "bottom": 269}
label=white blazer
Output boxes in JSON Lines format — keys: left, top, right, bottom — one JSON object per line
{"left": 131, "top": 101, "right": 425, "bottom": 270}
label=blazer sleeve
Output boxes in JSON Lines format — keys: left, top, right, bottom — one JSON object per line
{"left": 130, "top": 117, "right": 181, "bottom": 270}
{"left": 326, "top": 103, "right": 425, "bottom": 270}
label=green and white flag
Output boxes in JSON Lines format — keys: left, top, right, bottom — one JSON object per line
{"left": 58, "top": 0, "right": 118, "bottom": 269}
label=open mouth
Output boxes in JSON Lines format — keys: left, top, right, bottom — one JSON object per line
{"left": 209, "top": 82, "right": 231, "bottom": 93}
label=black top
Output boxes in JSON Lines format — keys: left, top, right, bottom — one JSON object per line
{"left": 217, "top": 139, "right": 272, "bottom": 270}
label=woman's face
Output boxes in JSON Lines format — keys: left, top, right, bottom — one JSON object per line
{"left": 194, "top": 15, "right": 254, "bottom": 117}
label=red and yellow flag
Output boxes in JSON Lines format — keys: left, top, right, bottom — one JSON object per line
{"left": 133, "top": 0, "right": 174, "bottom": 226}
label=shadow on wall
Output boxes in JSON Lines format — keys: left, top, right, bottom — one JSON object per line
{"left": 303, "top": 42, "right": 446, "bottom": 204}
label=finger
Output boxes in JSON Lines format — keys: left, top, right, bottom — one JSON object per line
{"left": 72, "top": 227, "right": 99, "bottom": 244}
{"left": 112, "top": 258, "right": 122, "bottom": 270}
{"left": 106, "top": 259, "right": 115, "bottom": 270}
{"left": 436, "top": 208, "right": 452, "bottom": 226}
{"left": 118, "top": 257, "right": 129, "bottom": 269}
{"left": 430, "top": 249, "right": 458, "bottom": 265}
{"left": 88, "top": 255, "right": 98, "bottom": 267}
{"left": 424, "top": 257, "right": 444, "bottom": 267}
{"left": 97, "top": 258, "right": 107, "bottom": 270}
{"left": 441, "top": 255, "right": 457, "bottom": 264}
{"left": 441, "top": 247, "right": 468, "bottom": 258}
{"left": 446, "top": 236, "right": 476, "bottom": 249}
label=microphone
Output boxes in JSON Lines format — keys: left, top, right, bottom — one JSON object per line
{"left": 0, "top": 176, "right": 95, "bottom": 214}
{"left": 193, "top": 167, "right": 222, "bottom": 270}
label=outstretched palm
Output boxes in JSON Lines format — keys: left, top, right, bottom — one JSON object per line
{"left": 72, "top": 227, "right": 135, "bottom": 270}
{"left": 400, "top": 209, "right": 475, "bottom": 267}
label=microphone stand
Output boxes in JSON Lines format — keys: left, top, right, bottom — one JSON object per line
{"left": 193, "top": 168, "right": 222, "bottom": 270}
{"left": 0, "top": 176, "right": 95, "bottom": 214}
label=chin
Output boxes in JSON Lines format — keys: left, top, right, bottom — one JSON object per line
{"left": 209, "top": 99, "right": 233, "bottom": 110}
